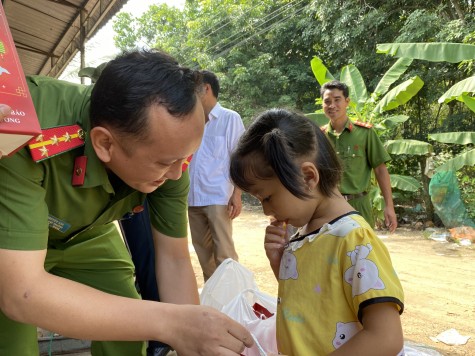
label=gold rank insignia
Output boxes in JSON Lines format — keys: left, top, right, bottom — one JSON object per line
{"left": 354, "top": 120, "right": 373, "bottom": 128}
{"left": 28, "top": 125, "right": 86, "bottom": 162}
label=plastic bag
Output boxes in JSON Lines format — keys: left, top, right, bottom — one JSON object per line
{"left": 222, "top": 288, "right": 278, "bottom": 356}
{"left": 200, "top": 259, "right": 278, "bottom": 355}
{"left": 200, "top": 258, "right": 258, "bottom": 311}
{"left": 429, "top": 171, "right": 475, "bottom": 228}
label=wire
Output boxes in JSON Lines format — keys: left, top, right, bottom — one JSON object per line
{"left": 204, "top": 0, "right": 307, "bottom": 55}
{"left": 197, "top": 2, "right": 264, "bottom": 40}
{"left": 212, "top": 1, "right": 311, "bottom": 60}
{"left": 182, "top": 0, "right": 312, "bottom": 66}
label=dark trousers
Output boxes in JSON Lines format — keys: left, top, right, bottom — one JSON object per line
{"left": 119, "top": 201, "right": 170, "bottom": 355}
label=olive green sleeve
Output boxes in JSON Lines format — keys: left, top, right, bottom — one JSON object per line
{"left": 147, "top": 170, "right": 190, "bottom": 238}
{"left": 0, "top": 150, "right": 49, "bottom": 250}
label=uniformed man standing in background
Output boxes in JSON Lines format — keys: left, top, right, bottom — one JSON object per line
{"left": 0, "top": 49, "right": 252, "bottom": 356}
{"left": 320, "top": 80, "right": 398, "bottom": 232}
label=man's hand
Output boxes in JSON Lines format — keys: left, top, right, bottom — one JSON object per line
{"left": 227, "top": 188, "right": 242, "bottom": 219}
{"left": 169, "top": 304, "right": 254, "bottom": 355}
{"left": 374, "top": 163, "right": 397, "bottom": 234}
{"left": 384, "top": 206, "right": 398, "bottom": 233}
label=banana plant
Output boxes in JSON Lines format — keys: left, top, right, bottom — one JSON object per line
{"left": 377, "top": 43, "right": 475, "bottom": 114}
{"left": 428, "top": 132, "right": 475, "bottom": 173}
{"left": 376, "top": 42, "right": 475, "bottom": 173}
{"left": 309, "top": 55, "right": 427, "bottom": 225}
{"left": 310, "top": 55, "right": 424, "bottom": 123}
{"left": 309, "top": 56, "right": 425, "bottom": 187}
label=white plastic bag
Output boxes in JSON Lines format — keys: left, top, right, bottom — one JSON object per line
{"left": 200, "top": 258, "right": 258, "bottom": 311}
{"left": 200, "top": 259, "right": 278, "bottom": 356}
{"left": 222, "top": 288, "right": 278, "bottom": 356}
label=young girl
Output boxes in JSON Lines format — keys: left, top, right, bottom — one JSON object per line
{"left": 230, "top": 108, "right": 404, "bottom": 355}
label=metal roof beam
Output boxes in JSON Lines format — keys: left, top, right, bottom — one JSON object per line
{"left": 41, "top": 0, "right": 125, "bottom": 77}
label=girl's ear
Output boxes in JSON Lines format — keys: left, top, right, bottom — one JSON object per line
{"left": 301, "top": 161, "right": 319, "bottom": 191}
{"left": 90, "top": 126, "right": 114, "bottom": 163}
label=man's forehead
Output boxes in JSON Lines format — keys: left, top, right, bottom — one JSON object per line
{"left": 323, "top": 89, "right": 344, "bottom": 98}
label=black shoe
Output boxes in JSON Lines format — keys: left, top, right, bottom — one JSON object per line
{"left": 147, "top": 343, "right": 171, "bottom": 356}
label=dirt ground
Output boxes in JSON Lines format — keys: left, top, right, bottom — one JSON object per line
{"left": 190, "top": 206, "right": 475, "bottom": 356}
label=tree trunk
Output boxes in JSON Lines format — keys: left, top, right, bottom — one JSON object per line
{"left": 450, "top": 0, "right": 466, "bottom": 23}
{"left": 419, "top": 156, "right": 434, "bottom": 223}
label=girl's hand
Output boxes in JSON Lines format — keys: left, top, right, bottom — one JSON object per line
{"left": 264, "top": 219, "right": 288, "bottom": 277}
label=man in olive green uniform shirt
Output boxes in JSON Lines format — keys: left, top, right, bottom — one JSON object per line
{"left": 0, "top": 50, "right": 252, "bottom": 356}
{"left": 321, "top": 80, "right": 397, "bottom": 232}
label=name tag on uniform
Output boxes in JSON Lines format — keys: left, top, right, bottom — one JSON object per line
{"left": 48, "top": 215, "right": 71, "bottom": 233}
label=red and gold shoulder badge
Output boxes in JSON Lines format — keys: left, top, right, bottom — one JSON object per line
{"left": 354, "top": 120, "right": 373, "bottom": 129}
{"left": 28, "top": 125, "right": 86, "bottom": 162}
{"left": 181, "top": 155, "right": 193, "bottom": 172}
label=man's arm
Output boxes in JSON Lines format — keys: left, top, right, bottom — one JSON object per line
{"left": 152, "top": 228, "right": 199, "bottom": 304}
{"left": 0, "top": 248, "right": 252, "bottom": 354}
{"left": 373, "top": 163, "right": 397, "bottom": 233}
{"left": 228, "top": 187, "right": 243, "bottom": 220}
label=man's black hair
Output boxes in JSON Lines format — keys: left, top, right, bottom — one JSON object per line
{"left": 199, "top": 70, "right": 220, "bottom": 99}
{"left": 320, "top": 80, "right": 349, "bottom": 98}
{"left": 90, "top": 49, "right": 202, "bottom": 141}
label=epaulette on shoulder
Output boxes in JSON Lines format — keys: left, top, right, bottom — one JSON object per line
{"left": 28, "top": 124, "right": 86, "bottom": 162}
{"left": 354, "top": 120, "right": 373, "bottom": 129}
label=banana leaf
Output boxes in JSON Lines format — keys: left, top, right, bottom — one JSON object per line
{"left": 461, "top": 95, "right": 475, "bottom": 113}
{"left": 78, "top": 62, "right": 108, "bottom": 83}
{"left": 384, "top": 139, "right": 432, "bottom": 155}
{"left": 310, "top": 56, "right": 335, "bottom": 85}
{"left": 305, "top": 112, "right": 328, "bottom": 127}
{"left": 438, "top": 76, "right": 475, "bottom": 104}
{"left": 380, "top": 115, "right": 409, "bottom": 129}
{"left": 428, "top": 132, "right": 475, "bottom": 145}
{"left": 374, "top": 76, "right": 424, "bottom": 113}
{"left": 389, "top": 174, "right": 421, "bottom": 192}
{"left": 376, "top": 43, "right": 475, "bottom": 63}
{"left": 340, "top": 65, "right": 368, "bottom": 110}
{"left": 373, "top": 58, "right": 413, "bottom": 97}
{"left": 435, "top": 148, "right": 475, "bottom": 172}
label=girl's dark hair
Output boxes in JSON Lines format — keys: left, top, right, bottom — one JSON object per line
{"left": 90, "top": 49, "right": 202, "bottom": 141}
{"left": 230, "top": 108, "right": 341, "bottom": 198}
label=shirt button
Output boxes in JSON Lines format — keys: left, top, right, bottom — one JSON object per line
{"left": 336, "top": 152, "right": 340, "bottom": 155}
{"left": 277, "top": 297, "right": 281, "bottom": 304}
{"left": 352, "top": 154, "right": 355, "bottom": 157}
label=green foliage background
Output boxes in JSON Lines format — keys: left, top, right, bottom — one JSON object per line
{"left": 112, "top": 0, "right": 475, "bottom": 224}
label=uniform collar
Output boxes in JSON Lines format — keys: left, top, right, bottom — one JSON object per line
{"left": 328, "top": 118, "right": 354, "bottom": 134}
{"left": 208, "top": 102, "right": 223, "bottom": 121}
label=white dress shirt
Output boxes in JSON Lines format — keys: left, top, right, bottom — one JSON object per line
{"left": 188, "top": 102, "right": 245, "bottom": 207}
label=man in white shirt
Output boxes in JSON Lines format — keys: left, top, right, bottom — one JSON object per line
{"left": 188, "top": 70, "right": 245, "bottom": 280}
